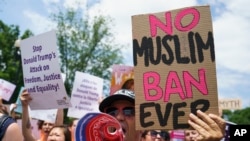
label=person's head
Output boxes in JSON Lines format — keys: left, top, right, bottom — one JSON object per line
{"left": 68, "top": 118, "right": 79, "bottom": 141}
{"left": 141, "top": 130, "right": 170, "bottom": 141}
{"left": 0, "top": 97, "right": 8, "bottom": 115}
{"left": 99, "top": 89, "right": 137, "bottom": 141}
{"left": 184, "top": 129, "right": 199, "bottom": 141}
{"left": 69, "top": 118, "right": 79, "bottom": 132}
{"left": 0, "top": 104, "right": 8, "bottom": 115}
{"left": 47, "top": 125, "right": 71, "bottom": 141}
{"left": 37, "top": 120, "right": 55, "bottom": 134}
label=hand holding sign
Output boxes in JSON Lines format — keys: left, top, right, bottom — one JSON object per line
{"left": 20, "top": 30, "right": 70, "bottom": 110}
{"left": 187, "top": 110, "right": 226, "bottom": 141}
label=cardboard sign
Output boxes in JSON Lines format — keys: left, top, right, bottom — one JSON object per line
{"left": 20, "top": 30, "right": 71, "bottom": 110}
{"left": 110, "top": 64, "right": 134, "bottom": 95}
{"left": 132, "top": 5, "right": 219, "bottom": 130}
{"left": 219, "top": 99, "right": 242, "bottom": 110}
{"left": 0, "top": 78, "right": 16, "bottom": 101}
{"left": 67, "top": 71, "right": 103, "bottom": 118}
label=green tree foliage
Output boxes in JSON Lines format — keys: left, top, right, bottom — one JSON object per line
{"left": 223, "top": 107, "right": 250, "bottom": 124}
{"left": 0, "top": 20, "right": 33, "bottom": 103}
{"left": 51, "top": 9, "right": 124, "bottom": 96}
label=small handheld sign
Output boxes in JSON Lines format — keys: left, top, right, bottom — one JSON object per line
{"left": 75, "top": 113, "right": 124, "bottom": 141}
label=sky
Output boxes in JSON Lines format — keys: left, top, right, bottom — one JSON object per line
{"left": 0, "top": 0, "right": 249, "bottom": 108}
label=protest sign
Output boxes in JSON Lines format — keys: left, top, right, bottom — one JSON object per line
{"left": 29, "top": 108, "right": 58, "bottom": 123}
{"left": 67, "top": 71, "right": 103, "bottom": 118}
{"left": 219, "top": 98, "right": 242, "bottom": 110}
{"left": 110, "top": 64, "right": 134, "bottom": 95}
{"left": 14, "top": 86, "right": 24, "bottom": 113}
{"left": 132, "top": 5, "right": 219, "bottom": 130}
{"left": 20, "top": 30, "right": 71, "bottom": 110}
{"left": 0, "top": 78, "right": 16, "bottom": 101}
{"left": 15, "top": 88, "right": 58, "bottom": 122}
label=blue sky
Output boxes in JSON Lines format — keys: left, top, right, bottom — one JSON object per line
{"left": 1, "top": 0, "right": 249, "bottom": 108}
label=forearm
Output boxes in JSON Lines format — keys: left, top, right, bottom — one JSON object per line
{"left": 55, "top": 108, "right": 64, "bottom": 125}
{"left": 21, "top": 105, "right": 35, "bottom": 141}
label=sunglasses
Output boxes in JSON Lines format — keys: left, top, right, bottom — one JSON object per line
{"left": 105, "top": 107, "right": 135, "bottom": 117}
{"left": 150, "top": 130, "right": 169, "bottom": 139}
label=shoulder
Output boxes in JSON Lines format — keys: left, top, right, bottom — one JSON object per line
{"left": 2, "top": 122, "right": 23, "bottom": 141}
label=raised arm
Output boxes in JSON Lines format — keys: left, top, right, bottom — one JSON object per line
{"left": 20, "top": 89, "right": 36, "bottom": 141}
{"left": 55, "top": 108, "right": 64, "bottom": 125}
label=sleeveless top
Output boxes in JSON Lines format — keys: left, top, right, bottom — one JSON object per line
{"left": 0, "top": 114, "right": 16, "bottom": 140}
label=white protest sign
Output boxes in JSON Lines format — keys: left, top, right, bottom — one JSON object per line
{"left": 0, "top": 78, "right": 16, "bottom": 101}
{"left": 67, "top": 71, "right": 103, "bottom": 118}
{"left": 14, "top": 87, "right": 59, "bottom": 122}
{"left": 20, "top": 30, "right": 71, "bottom": 110}
{"left": 29, "top": 108, "right": 58, "bottom": 123}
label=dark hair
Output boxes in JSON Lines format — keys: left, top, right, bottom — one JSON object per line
{"left": 141, "top": 130, "right": 170, "bottom": 141}
{"left": 160, "top": 130, "right": 170, "bottom": 141}
{"left": 37, "top": 120, "right": 55, "bottom": 130}
{"left": 141, "top": 130, "right": 149, "bottom": 138}
{"left": 50, "top": 125, "right": 71, "bottom": 141}
{"left": 69, "top": 118, "right": 78, "bottom": 127}
{"left": 37, "top": 120, "right": 44, "bottom": 130}
{"left": 0, "top": 105, "right": 8, "bottom": 115}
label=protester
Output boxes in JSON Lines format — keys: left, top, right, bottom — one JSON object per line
{"left": 47, "top": 125, "right": 71, "bottom": 141}
{"left": 141, "top": 130, "right": 170, "bottom": 141}
{"left": 99, "top": 89, "right": 142, "bottom": 141}
{"left": 184, "top": 129, "right": 199, "bottom": 141}
{"left": 99, "top": 89, "right": 226, "bottom": 141}
{"left": 68, "top": 118, "right": 79, "bottom": 141}
{"left": 0, "top": 97, "right": 23, "bottom": 141}
{"left": 20, "top": 89, "right": 64, "bottom": 141}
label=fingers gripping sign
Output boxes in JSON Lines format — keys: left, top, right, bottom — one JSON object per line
{"left": 188, "top": 110, "right": 225, "bottom": 141}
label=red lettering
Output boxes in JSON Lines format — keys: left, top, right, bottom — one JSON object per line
{"left": 143, "top": 72, "right": 163, "bottom": 101}
{"left": 143, "top": 69, "right": 208, "bottom": 102}
{"left": 175, "top": 8, "right": 200, "bottom": 32}
{"left": 149, "top": 12, "right": 172, "bottom": 37}
{"left": 165, "top": 71, "right": 185, "bottom": 102}
{"left": 184, "top": 69, "right": 208, "bottom": 98}
{"left": 149, "top": 8, "right": 200, "bottom": 37}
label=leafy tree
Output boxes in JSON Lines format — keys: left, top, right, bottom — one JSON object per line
{"left": 0, "top": 20, "right": 33, "bottom": 103}
{"left": 51, "top": 9, "right": 124, "bottom": 97}
{"left": 223, "top": 107, "right": 250, "bottom": 124}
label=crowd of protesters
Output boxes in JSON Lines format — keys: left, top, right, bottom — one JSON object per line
{"left": 0, "top": 85, "right": 226, "bottom": 141}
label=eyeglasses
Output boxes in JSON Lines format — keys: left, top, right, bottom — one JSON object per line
{"left": 150, "top": 130, "right": 169, "bottom": 139}
{"left": 105, "top": 107, "right": 135, "bottom": 117}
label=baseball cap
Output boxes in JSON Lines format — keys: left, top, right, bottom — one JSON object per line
{"left": 99, "top": 89, "right": 135, "bottom": 112}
